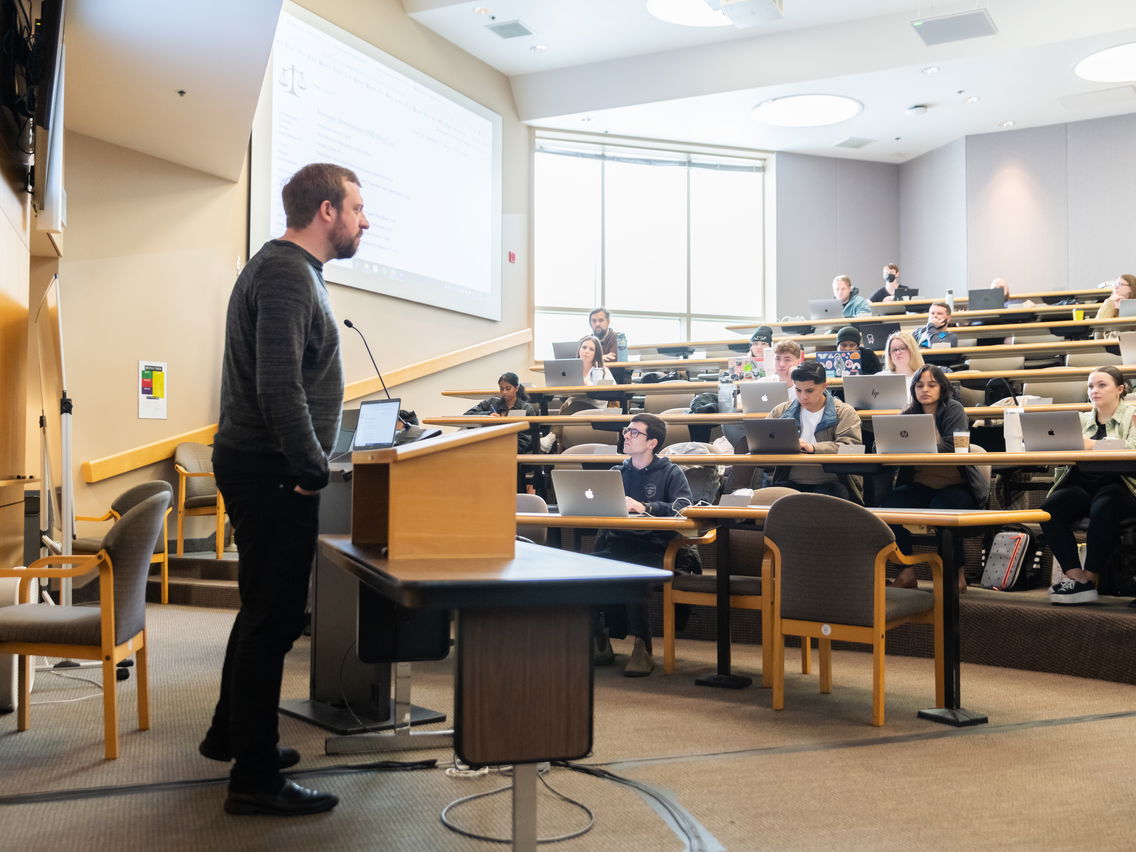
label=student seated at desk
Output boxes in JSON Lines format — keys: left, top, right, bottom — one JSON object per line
{"left": 912, "top": 302, "right": 959, "bottom": 349}
{"left": 1041, "top": 366, "right": 1136, "bottom": 605}
{"left": 592, "top": 412, "right": 693, "bottom": 677}
{"left": 748, "top": 325, "right": 774, "bottom": 357}
{"left": 877, "top": 330, "right": 925, "bottom": 402}
{"left": 1093, "top": 274, "right": 1136, "bottom": 339}
{"left": 771, "top": 339, "right": 803, "bottom": 388}
{"left": 881, "top": 365, "right": 988, "bottom": 592}
{"left": 835, "top": 325, "right": 883, "bottom": 374}
{"left": 463, "top": 371, "right": 544, "bottom": 452}
{"left": 833, "top": 274, "right": 872, "bottom": 318}
{"left": 767, "top": 360, "right": 863, "bottom": 501}
{"left": 558, "top": 335, "right": 616, "bottom": 417}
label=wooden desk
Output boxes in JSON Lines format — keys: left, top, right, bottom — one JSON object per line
{"left": 869, "top": 288, "right": 1104, "bottom": 311}
{"left": 683, "top": 506, "right": 1050, "bottom": 727}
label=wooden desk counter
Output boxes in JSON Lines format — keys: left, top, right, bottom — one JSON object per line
{"left": 868, "top": 288, "right": 1103, "bottom": 311}
{"left": 515, "top": 512, "right": 709, "bottom": 535}
{"left": 517, "top": 449, "right": 1136, "bottom": 467}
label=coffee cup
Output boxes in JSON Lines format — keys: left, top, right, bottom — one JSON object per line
{"left": 952, "top": 431, "right": 970, "bottom": 453}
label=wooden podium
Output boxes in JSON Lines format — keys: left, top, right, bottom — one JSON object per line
{"left": 318, "top": 422, "right": 668, "bottom": 850}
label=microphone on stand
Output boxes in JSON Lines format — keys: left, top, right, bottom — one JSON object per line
{"left": 343, "top": 318, "right": 391, "bottom": 400}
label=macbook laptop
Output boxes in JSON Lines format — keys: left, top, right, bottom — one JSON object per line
{"left": 859, "top": 321, "right": 901, "bottom": 350}
{"left": 352, "top": 398, "right": 402, "bottom": 451}
{"left": 843, "top": 374, "right": 909, "bottom": 411}
{"left": 966, "top": 288, "right": 1005, "bottom": 311}
{"left": 742, "top": 418, "right": 801, "bottom": 454}
{"left": 1118, "top": 331, "right": 1136, "bottom": 365}
{"left": 808, "top": 298, "right": 845, "bottom": 321}
{"left": 1118, "top": 299, "right": 1136, "bottom": 318}
{"left": 738, "top": 380, "right": 786, "bottom": 414}
{"left": 720, "top": 423, "right": 749, "bottom": 454}
{"left": 329, "top": 408, "right": 362, "bottom": 461}
{"left": 871, "top": 413, "right": 939, "bottom": 454}
{"left": 551, "top": 340, "right": 580, "bottom": 359}
{"left": 544, "top": 358, "right": 584, "bottom": 384}
{"left": 551, "top": 469, "right": 633, "bottom": 517}
{"left": 1019, "top": 410, "right": 1085, "bottom": 452}
{"left": 716, "top": 492, "right": 753, "bottom": 507}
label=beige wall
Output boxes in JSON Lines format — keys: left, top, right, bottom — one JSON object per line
{"left": 51, "top": 0, "right": 536, "bottom": 534}
{"left": 2, "top": 164, "right": 31, "bottom": 565}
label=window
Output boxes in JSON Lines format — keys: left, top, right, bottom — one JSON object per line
{"left": 533, "top": 135, "right": 766, "bottom": 359}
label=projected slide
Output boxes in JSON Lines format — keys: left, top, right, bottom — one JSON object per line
{"left": 251, "top": 3, "right": 503, "bottom": 320}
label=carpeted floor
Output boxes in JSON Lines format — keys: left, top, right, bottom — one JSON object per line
{"left": 1, "top": 603, "right": 1134, "bottom": 851}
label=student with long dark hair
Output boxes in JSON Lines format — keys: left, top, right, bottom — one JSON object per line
{"left": 464, "top": 372, "right": 541, "bottom": 451}
{"left": 1042, "top": 366, "right": 1136, "bottom": 604}
{"left": 882, "top": 364, "right": 988, "bottom": 591}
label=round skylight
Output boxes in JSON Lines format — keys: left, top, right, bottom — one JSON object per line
{"left": 751, "top": 94, "right": 863, "bottom": 127}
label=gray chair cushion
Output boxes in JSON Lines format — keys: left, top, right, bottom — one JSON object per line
{"left": 885, "top": 587, "right": 935, "bottom": 620}
{"left": 110, "top": 480, "right": 172, "bottom": 517}
{"left": 0, "top": 604, "right": 101, "bottom": 645}
{"left": 673, "top": 573, "right": 761, "bottom": 596}
{"left": 184, "top": 495, "right": 218, "bottom": 510}
{"left": 175, "top": 442, "right": 216, "bottom": 501}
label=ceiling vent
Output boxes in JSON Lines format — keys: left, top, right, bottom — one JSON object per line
{"left": 486, "top": 20, "right": 535, "bottom": 39}
{"left": 1059, "top": 86, "right": 1136, "bottom": 110}
{"left": 833, "top": 137, "right": 875, "bottom": 149}
{"left": 911, "top": 9, "right": 997, "bottom": 46}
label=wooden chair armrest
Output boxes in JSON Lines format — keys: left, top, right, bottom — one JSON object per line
{"left": 662, "top": 528, "right": 717, "bottom": 574}
{"left": 75, "top": 511, "right": 114, "bottom": 523}
{"left": 175, "top": 468, "right": 216, "bottom": 479}
{"left": 888, "top": 546, "right": 943, "bottom": 575}
{"left": 0, "top": 553, "right": 103, "bottom": 579}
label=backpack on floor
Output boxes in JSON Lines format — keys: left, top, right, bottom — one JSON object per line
{"left": 980, "top": 524, "right": 1042, "bottom": 591}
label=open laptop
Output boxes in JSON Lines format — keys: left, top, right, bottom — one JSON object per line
{"left": 1118, "top": 331, "right": 1136, "bottom": 365}
{"left": 966, "top": 289, "right": 1005, "bottom": 311}
{"left": 352, "top": 398, "right": 402, "bottom": 450}
{"left": 808, "top": 298, "right": 845, "bottom": 321}
{"left": 551, "top": 469, "right": 633, "bottom": 517}
{"left": 738, "top": 380, "right": 786, "bottom": 413}
{"left": 1118, "top": 299, "right": 1136, "bottom": 318}
{"left": 871, "top": 413, "right": 939, "bottom": 454}
{"left": 871, "top": 302, "right": 907, "bottom": 316}
{"left": 544, "top": 358, "right": 584, "bottom": 384}
{"left": 1019, "top": 410, "right": 1085, "bottom": 452}
{"left": 843, "top": 374, "right": 909, "bottom": 411}
{"left": 551, "top": 340, "right": 580, "bottom": 359}
{"left": 742, "top": 418, "right": 801, "bottom": 454}
{"left": 859, "top": 321, "right": 901, "bottom": 350}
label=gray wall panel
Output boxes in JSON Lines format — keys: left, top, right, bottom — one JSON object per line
{"left": 898, "top": 138, "right": 966, "bottom": 300}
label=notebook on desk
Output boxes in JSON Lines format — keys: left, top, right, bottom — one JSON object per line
{"left": 352, "top": 398, "right": 402, "bottom": 451}
{"left": 843, "top": 374, "right": 908, "bottom": 411}
{"left": 1019, "top": 410, "right": 1084, "bottom": 452}
{"left": 545, "top": 358, "right": 584, "bottom": 384}
{"left": 872, "top": 413, "right": 938, "bottom": 454}
{"left": 551, "top": 469, "right": 633, "bottom": 517}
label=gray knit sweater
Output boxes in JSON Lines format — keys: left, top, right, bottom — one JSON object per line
{"left": 213, "top": 240, "right": 344, "bottom": 491}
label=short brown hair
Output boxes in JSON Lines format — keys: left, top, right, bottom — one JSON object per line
{"left": 885, "top": 263, "right": 898, "bottom": 273}
{"left": 773, "top": 340, "right": 802, "bottom": 359}
{"left": 929, "top": 300, "right": 952, "bottom": 315}
{"left": 281, "top": 163, "right": 361, "bottom": 229}
{"left": 630, "top": 412, "right": 666, "bottom": 451}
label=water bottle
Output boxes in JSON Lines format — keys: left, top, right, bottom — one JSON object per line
{"left": 616, "top": 331, "right": 628, "bottom": 362}
{"left": 718, "top": 370, "right": 735, "bottom": 413}
{"left": 589, "top": 366, "right": 604, "bottom": 384}
{"left": 945, "top": 288, "right": 955, "bottom": 311}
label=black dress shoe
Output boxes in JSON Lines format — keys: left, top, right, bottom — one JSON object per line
{"left": 199, "top": 740, "right": 301, "bottom": 770}
{"left": 224, "top": 780, "right": 338, "bottom": 816}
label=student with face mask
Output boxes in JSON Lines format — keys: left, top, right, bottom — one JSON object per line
{"left": 868, "top": 263, "right": 916, "bottom": 302}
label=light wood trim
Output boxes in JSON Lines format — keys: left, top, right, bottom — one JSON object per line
{"left": 522, "top": 450, "right": 1133, "bottom": 469}
{"left": 81, "top": 330, "right": 533, "bottom": 484}
{"left": 354, "top": 421, "right": 526, "bottom": 465}
{"left": 683, "top": 506, "right": 1051, "bottom": 526}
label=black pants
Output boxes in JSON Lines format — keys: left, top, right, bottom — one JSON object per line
{"left": 206, "top": 470, "right": 320, "bottom": 793}
{"left": 883, "top": 482, "right": 978, "bottom": 568}
{"left": 592, "top": 533, "right": 667, "bottom": 651}
{"left": 1040, "top": 482, "right": 1136, "bottom": 576}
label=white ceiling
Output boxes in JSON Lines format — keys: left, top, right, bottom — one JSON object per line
{"left": 407, "top": 0, "right": 1136, "bottom": 161}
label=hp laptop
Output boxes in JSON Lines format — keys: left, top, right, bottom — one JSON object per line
{"left": 544, "top": 358, "right": 584, "bottom": 384}
{"left": 859, "top": 321, "right": 901, "bottom": 350}
{"left": 738, "top": 380, "right": 787, "bottom": 414}
{"left": 966, "top": 289, "right": 1005, "bottom": 311}
{"left": 551, "top": 341, "right": 580, "bottom": 359}
{"left": 742, "top": 418, "right": 801, "bottom": 454}
{"left": 352, "top": 398, "right": 402, "bottom": 451}
{"left": 1118, "top": 299, "right": 1136, "bottom": 318}
{"left": 808, "top": 298, "right": 844, "bottom": 321}
{"left": 551, "top": 469, "right": 633, "bottom": 517}
{"left": 1020, "top": 410, "right": 1085, "bottom": 452}
{"left": 843, "top": 374, "right": 909, "bottom": 411}
{"left": 871, "top": 413, "right": 939, "bottom": 454}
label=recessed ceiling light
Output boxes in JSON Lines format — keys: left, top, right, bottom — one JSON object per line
{"left": 922, "top": 66, "right": 940, "bottom": 75}
{"left": 580, "top": 116, "right": 592, "bottom": 123}
{"left": 530, "top": 44, "right": 548, "bottom": 53}
{"left": 751, "top": 94, "right": 863, "bottom": 127}
{"left": 1075, "top": 42, "right": 1136, "bottom": 82}
{"left": 964, "top": 95, "right": 980, "bottom": 104}
{"left": 646, "top": 0, "right": 731, "bottom": 28}
{"left": 1000, "top": 120, "right": 1015, "bottom": 128}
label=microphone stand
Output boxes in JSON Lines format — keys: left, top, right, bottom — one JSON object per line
{"left": 343, "top": 319, "right": 390, "bottom": 399}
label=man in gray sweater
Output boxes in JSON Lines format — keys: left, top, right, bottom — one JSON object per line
{"left": 200, "top": 163, "right": 367, "bottom": 816}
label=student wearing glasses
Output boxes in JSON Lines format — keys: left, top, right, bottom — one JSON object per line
{"left": 878, "top": 330, "right": 925, "bottom": 402}
{"left": 881, "top": 365, "right": 987, "bottom": 592}
{"left": 591, "top": 412, "right": 693, "bottom": 677}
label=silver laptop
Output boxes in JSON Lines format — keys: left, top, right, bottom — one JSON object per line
{"left": 551, "top": 340, "right": 580, "bottom": 359}
{"left": 871, "top": 302, "right": 907, "bottom": 316}
{"left": 551, "top": 469, "right": 631, "bottom": 517}
{"left": 1118, "top": 331, "right": 1136, "bottom": 365}
{"left": 966, "top": 289, "right": 1005, "bottom": 311}
{"left": 717, "top": 492, "right": 753, "bottom": 507}
{"left": 743, "top": 418, "right": 801, "bottom": 454}
{"left": 1020, "top": 411, "right": 1085, "bottom": 452}
{"left": 352, "top": 398, "right": 402, "bottom": 450}
{"left": 871, "top": 413, "right": 939, "bottom": 454}
{"left": 544, "top": 358, "right": 584, "bottom": 384}
{"left": 738, "top": 380, "right": 786, "bottom": 414}
{"left": 809, "top": 298, "right": 844, "bottom": 321}
{"left": 843, "top": 374, "right": 909, "bottom": 411}
{"left": 1118, "top": 299, "right": 1136, "bottom": 318}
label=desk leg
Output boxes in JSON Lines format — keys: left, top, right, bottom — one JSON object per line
{"left": 512, "top": 763, "right": 538, "bottom": 852}
{"left": 918, "top": 528, "right": 988, "bottom": 727}
{"left": 696, "top": 525, "right": 752, "bottom": 690}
